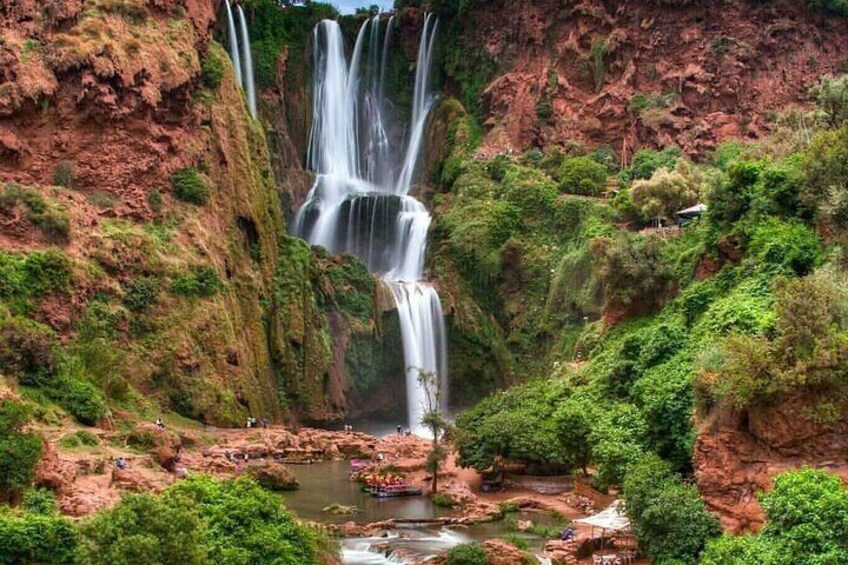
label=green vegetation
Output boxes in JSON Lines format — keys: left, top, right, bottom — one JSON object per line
{"left": 702, "top": 468, "right": 848, "bottom": 564}
{"left": 557, "top": 156, "right": 608, "bottom": 196}
{"left": 53, "top": 161, "right": 74, "bottom": 188}
{"left": 624, "top": 455, "right": 721, "bottom": 564}
{"left": 0, "top": 184, "right": 70, "bottom": 239}
{"left": 59, "top": 430, "right": 100, "bottom": 449}
{"left": 171, "top": 266, "right": 221, "bottom": 298}
{"left": 170, "top": 168, "right": 210, "bottom": 205}
{"left": 446, "top": 542, "right": 488, "bottom": 565}
{"left": 244, "top": 0, "right": 337, "bottom": 88}
{"left": 201, "top": 46, "right": 225, "bottom": 91}
{"left": 0, "top": 475, "right": 325, "bottom": 565}
{"left": 0, "top": 399, "right": 43, "bottom": 502}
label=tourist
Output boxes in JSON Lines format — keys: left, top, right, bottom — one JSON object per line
{"left": 262, "top": 417, "right": 269, "bottom": 428}
{"left": 397, "top": 424, "right": 402, "bottom": 435}
{"left": 561, "top": 527, "right": 575, "bottom": 541}
{"left": 115, "top": 457, "right": 127, "bottom": 470}
{"left": 155, "top": 417, "right": 165, "bottom": 429}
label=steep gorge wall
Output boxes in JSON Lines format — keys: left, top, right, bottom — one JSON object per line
{"left": 438, "top": 0, "right": 848, "bottom": 159}
{"left": 0, "top": 0, "right": 402, "bottom": 426}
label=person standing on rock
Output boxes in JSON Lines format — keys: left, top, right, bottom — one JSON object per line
{"left": 397, "top": 424, "right": 402, "bottom": 435}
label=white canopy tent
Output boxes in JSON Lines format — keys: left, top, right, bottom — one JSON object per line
{"left": 574, "top": 501, "right": 632, "bottom": 550}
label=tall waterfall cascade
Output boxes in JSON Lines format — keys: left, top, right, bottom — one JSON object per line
{"left": 294, "top": 15, "right": 446, "bottom": 434}
{"left": 223, "top": 0, "right": 257, "bottom": 118}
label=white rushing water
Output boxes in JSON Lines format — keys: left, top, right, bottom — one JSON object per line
{"left": 222, "top": 0, "right": 257, "bottom": 118}
{"left": 237, "top": 4, "right": 258, "bottom": 117}
{"left": 223, "top": 0, "right": 242, "bottom": 86}
{"left": 294, "top": 15, "right": 445, "bottom": 434}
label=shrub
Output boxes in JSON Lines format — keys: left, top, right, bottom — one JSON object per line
{"left": 147, "top": 189, "right": 163, "bottom": 214}
{"left": 170, "top": 168, "right": 209, "bottom": 205}
{"left": 168, "top": 475, "right": 318, "bottom": 564}
{"left": 0, "top": 399, "right": 43, "bottom": 501}
{"left": 591, "top": 234, "right": 672, "bottom": 317}
{"left": 624, "top": 146, "right": 682, "bottom": 182}
{"left": 59, "top": 430, "right": 100, "bottom": 449}
{"left": 707, "top": 160, "right": 762, "bottom": 227}
{"left": 201, "top": 48, "right": 225, "bottom": 91}
{"left": 747, "top": 218, "right": 820, "bottom": 277}
{"left": 0, "top": 184, "right": 70, "bottom": 239}
{"left": 446, "top": 542, "right": 488, "bottom": 565}
{"left": 557, "top": 156, "right": 608, "bottom": 196}
{"left": 0, "top": 316, "right": 57, "bottom": 384}
{"left": 123, "top": 277, "right": 161, "bottom": 313}
{"left": 22, "top": 488, "right": 58, "bottom": 515}
{"left": 75, "top": 492, "right": 207, "bottom": 565}
{"left": 431, "top": 492, "right": 455, "bottom": 508}
{"left": 801, "top": 126, "right": 848, "bottom": 234}
{"left": 54, "top": 375, "right": 108, "bottom": 426}
{"left": 623, "top": 455, "right": 721, "bottom": 564}
{"left": 53, "top": 161, "right": 74, "bottom": 188}
{"left": 0, "top": 510, "right": 78, "bottom": 564}
{"left": 810, "top": 73, "right": 848, "bottom": 126}
{"left": 630, "top": 161, "right": 701, "bottom": 220}
{"left": 171, "top": 266, "right": 221, "bottom": 298}
{"left": 702, "top": 468, "right": 848, "bottom": 564}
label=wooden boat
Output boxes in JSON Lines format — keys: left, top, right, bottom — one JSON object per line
{"left": 367, "top": 483, "right": 423, "bottom": 498}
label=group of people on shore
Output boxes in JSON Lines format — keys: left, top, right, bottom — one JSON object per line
{"left": 245, "top": 416, "right": 270, "bottom": 429}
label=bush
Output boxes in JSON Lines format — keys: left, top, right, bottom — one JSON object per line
{"left": 801, "top": 126, "right": 848, "bottom": 234}
{"left": 201, "top": 48, "right": 225, "bottom": 91}
{"left": 168, "top": 475, "right": 318, "bottom": 564}
{"left": 557, "top": 156, "right": 608, "bottom": 196}
{"left": 591, "top": 234, "right": 672, "bottom": 317}
{"left": 746, "top": 218, "right": 820, "bottom": 277}
{"left": 22, "top": 488, "right": 58, "bottom": 515}
{"left": 0, "top": 316, "right": 57, "bottom": 384}
{"left": 53, "top": 161, "right": 74, "bottom": 188}
{"left": 0, "top": 184, "right": 70, "bottom": 239}
{"left": 54, "top": 376, "right": 108, "bottom": 426}
{"left": 623, "top": 455, "right": 721, "bottom": 564}
{"left": 0, "top": 399, "right": 43, "bottom": 501}
{"left": 123, "top": 277, "right": 161, "bottom": 313}
{"left": 76, "top": 492, "right": 207, "bottom": 565}
{"left": 59, "top": 430, "right": 100, "bottom": 449}
{"left": 446, "top": 542, "right": 488, "bottom": 565}
{"left": 702, "top": 468, "right": 848, "bottom": 564}
{"left": 630, "top": 161, "right": 701, "bottom": 220}
{"left": 171, "top": 266, "right": 221, "bottom": 298}
{"left": 0, "top": 510, "right": 78, "bottom": 564}
{"left": 147, "top": 190, "right": 163, "bottom": 214}
{"left": 810, "top": 73, "right": 848, "bottom": 127}
{"left": 170, "top": 168, "right": 209, "bottom": 205}
{"left": 624, "top": 147, "right": 682, "bottom": 183}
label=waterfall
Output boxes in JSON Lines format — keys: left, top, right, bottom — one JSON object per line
{"left": 221, "top": 1, "right": 256, "bottom": 118}
{"left": 294, "top": 15, "right": 445, "bottom": 434}
{"left": 237, "top": 5, "right": 258, "bottom": 118}
{"left": 223, "top": 0, "right": 242, "bottom": 88}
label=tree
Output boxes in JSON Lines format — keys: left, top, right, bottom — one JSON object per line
{"left": 630, "top": 160, "right": 701, "bottom": 221}
{"left": 75, "top": 493, "right": 208, "bottom": 565}
{"left": 0, "top": 399, "right": 42, "bottom": 502}
{"left": 417, "top": 369, "right": 451, "bottom": 494}
{"left": 623, "top": 455, "right": 721, "bottom": 564}
{"left": 557, "top": 156, "right": 608, "bottom": 196}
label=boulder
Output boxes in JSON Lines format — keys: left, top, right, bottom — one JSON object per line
{"left": 245, "top": 461, "right": 299, "bottom": 491}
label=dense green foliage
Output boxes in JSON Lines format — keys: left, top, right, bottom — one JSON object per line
{"left": 170, "top": 168, "right": 210, "bottom": 205}
{"left": 244, "top": 0, "right": 337, "bottom": 88}
{"left": 623, "top": 455, "right": 721, "bottom": 563}
{"left": 0, "top": 502, "right": 78, "bottom": 564}
{"left": 557, "top": 156, "right": 608, "bottom": 196}
{"left": 0, "top": 400, "right": 42, "bottom": 502}
{"left": 171, "top": 266, "right": 222, "bottom": 298}
{"left": 70, "top": 476, "right": 322, "bottom": 565}
{"left": 445, "top": 542, "right": 489, "bottom": 565}
{"left": 702, "top": 469, "right": 848, "bottom": 564}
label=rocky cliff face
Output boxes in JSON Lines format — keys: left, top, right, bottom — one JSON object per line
{"left": 440, "top": 0, "right": 848, "bottom": 159}
{"left": 694, "top": 396, "right": 848, "bottom": 533}
{"left": 0, "top": 0, "right": 401, "bottom": 426}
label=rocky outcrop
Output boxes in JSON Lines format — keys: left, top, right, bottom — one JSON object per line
{"left": 443, "top": 0, "right": 848, "bottom": 158}
{"left": 694, "top": 397, "right": 848, "bottom": 533}
{"left": 244, "top": 461, "right": 299, "bottom": 491}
